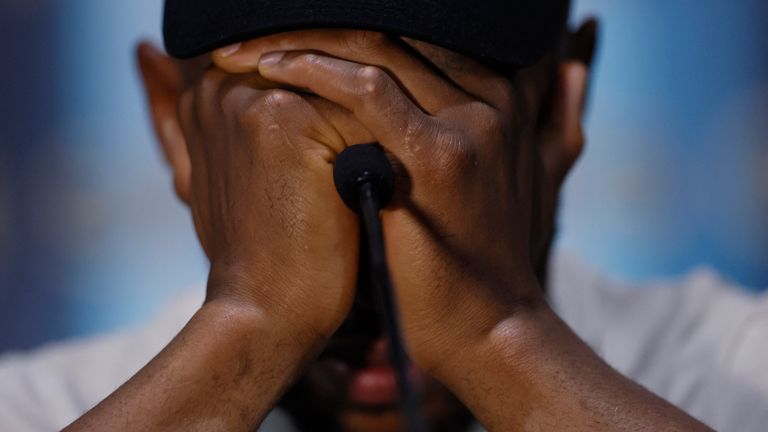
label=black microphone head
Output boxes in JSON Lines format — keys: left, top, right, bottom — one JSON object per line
{"left": 333, "top": 143, "right": 395, "bottom": 213}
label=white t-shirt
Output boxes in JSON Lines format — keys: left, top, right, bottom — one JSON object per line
{"left": 1, "top": 250, "right": 767, "bottom": 431}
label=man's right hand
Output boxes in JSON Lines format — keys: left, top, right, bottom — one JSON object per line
{"left": 65, "top": 46, "right": 384, "bottom": 432}
{"left": 176, "top": 66, "right": 365, "bottom": 341}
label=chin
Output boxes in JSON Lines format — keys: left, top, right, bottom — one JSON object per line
{"left": 338, "top": 409, "right": 409, "bottom": 432}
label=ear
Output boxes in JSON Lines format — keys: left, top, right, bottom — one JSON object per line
{"left": 539, "top": 19, "right": 598, "bottom": 191}
{"left": 137, "top": 41, "right": 191, "bottom": 205}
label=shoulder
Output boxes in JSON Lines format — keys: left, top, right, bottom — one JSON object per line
{"left": 548, "top": 250, "right": 768, "bottom": 431}
{"left": 548, "top": 249, "right": 768, "bottom": 370}
{"left": 0, "top": 287, "right": 205, "bottom": 431}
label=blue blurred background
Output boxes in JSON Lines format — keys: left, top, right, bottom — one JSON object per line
{"left": 0, "top": 0, "right": 766, "bottom": 351}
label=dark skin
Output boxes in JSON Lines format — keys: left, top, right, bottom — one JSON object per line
{"left": 64, "top": 21, "right": 713, "bottom": 432}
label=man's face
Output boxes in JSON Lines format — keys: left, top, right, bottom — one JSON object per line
{"left": 148, "top": 25, "right": 591, "bottom": 431}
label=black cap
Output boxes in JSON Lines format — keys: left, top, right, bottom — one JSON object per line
{"left": 163, "top": 0, "right": 570, "bottom": 71}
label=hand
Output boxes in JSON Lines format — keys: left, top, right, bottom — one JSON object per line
{"left": 69, "top": 44, "right": 398, "bottom": 431}
{"left": 211, "top": 29, "right": 572, "bottom": 369}
{"left": 176, "top": 66, "right": 365, "bottom": 340}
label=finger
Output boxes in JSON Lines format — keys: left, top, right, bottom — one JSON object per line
{"left": 212, "top": 29, "right": 473, "bottom": 115}
{"left": 302, "top": 95, "right": 377, "bottom": 147}
{"left": 400, "top": 36, "right": 519, "bottom": 114}
{"left": 214, "top": 69, "right": 377, "bottom": 149}
{"left": 256, "top": 50, "right": 439, "bottom": 160}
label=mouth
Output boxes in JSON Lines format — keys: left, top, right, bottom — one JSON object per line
{"left": 298, "top": 251, "right": 428, "bottom": 413}
{"left": 318, "top": 337, "right": 426, "bottom": 409}
{"left": 280, "top": 316, "right": 472, "bottom": 431}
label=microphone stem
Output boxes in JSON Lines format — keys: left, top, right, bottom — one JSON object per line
{"left": 357, "top": 181, "right": 424, "bottom": 432}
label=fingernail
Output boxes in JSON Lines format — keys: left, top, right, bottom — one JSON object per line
{"left": 217, "top": 43, "right": 241, "bottom": 57}
{"left": 259, "top": 51, "right": 285, "bottom": 68}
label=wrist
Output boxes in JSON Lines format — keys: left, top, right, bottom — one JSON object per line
{"left": 430, "top": 296, "right": 573, "bottom": 395}
{"left": 424, "top": 291, "right": 710, "bottom": 432}
{"left": 205, "top": 261, "right": 347, "bottom": 342}
{"left": 199, "top": 292, "right": 331, "bottom": 361}
{"left": 423, "top": 285, "right": 553, "bottom": 382}
{"left": 408, "top": 270, "right": 546, "bottom": 371}
{"left": 71, "top": 294, "right": 332, "bottom": 431}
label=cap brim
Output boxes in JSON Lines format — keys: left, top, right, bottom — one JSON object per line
{"left": 164, "top": 0, "right": 569, "bottom": 70}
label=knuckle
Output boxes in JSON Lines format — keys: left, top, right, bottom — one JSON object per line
{"left": 355, "top": 66, "right": 390, "bottom": 97}
{"left": 220, "top": 84, "right": 246, "bottom": 115}
{"left": 196, "top": 68, "right": 227, "bottom": 99}
{"left": 468, "top": 102, "right": 510, "bottom": 140}
{"left": 296, "top": 52, "right": 323, "bottom": 68}
{"left": 407, "top": 122, "right": 475, "bottom": 179}
{"left": 262, "top": 89, "right": 303, "bottom": 110}
{"left": 242, "top": 90, "right": 306, "bottom": 131}
{"left": 248, "top": 89, "right": 302, "bottom": 116}
{"left": 432, "top": 130, "right": 476, "bottom": 175}
{"left": 241, "top": 93, "right": 273, "bottom": 128}
{"left": 345, "top": 30, "right": 387, "bottom": 52}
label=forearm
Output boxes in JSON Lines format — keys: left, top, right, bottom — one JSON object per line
{"left": 435, "top": 299, "right": 713, "bottom": 431}
{"left": 64, "top": 298, "right": 322, "bottom": 432}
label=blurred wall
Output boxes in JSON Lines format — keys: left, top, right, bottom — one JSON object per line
{"left": 0, "top": 0, "right": 766, "bottom": 351}
{"left": 0, "top": 0, "right": 207, "bottom": 350}
{"left": 563, "top": 0, "right": 768, "bottom": 288}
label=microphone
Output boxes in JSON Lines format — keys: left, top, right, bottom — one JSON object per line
{"left": 333, "top": 144, "right": 424, "bottom": 432}
{"left": 333, "top": 143, "right": 395, "bottom": 213}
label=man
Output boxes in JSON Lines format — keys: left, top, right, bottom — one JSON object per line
{"left": 1, "top": 1, "right": 767, "bottom": 431}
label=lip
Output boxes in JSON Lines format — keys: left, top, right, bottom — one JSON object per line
{"left": 349, "top": 365, "right": 400, "bottom": 406}
{"left": 316, "top": 338, "right": 425, "bottom": 409}
{"left": 348, "top": 363, "right": 425, "bottom": 407}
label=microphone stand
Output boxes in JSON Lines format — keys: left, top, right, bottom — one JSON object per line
{"left": 334, "top": 144, "right": 425, "bottom": 432}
